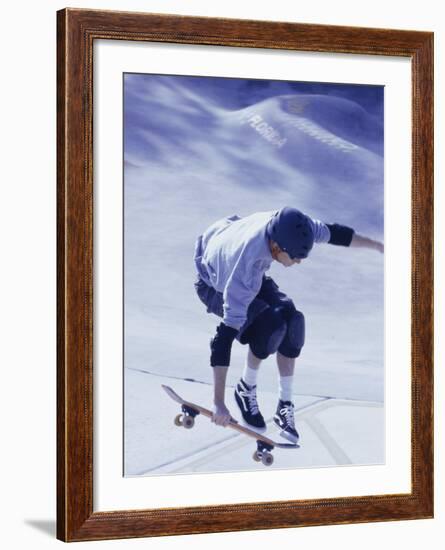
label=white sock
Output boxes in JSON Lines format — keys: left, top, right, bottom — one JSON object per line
{"left": 279, "top": 375, "right": 294, "bottom": 402}
{"left": 242, "top": 365, "right": 259, "bottom": 388}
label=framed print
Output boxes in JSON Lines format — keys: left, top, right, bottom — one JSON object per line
{"left": 57, "top": 8, "right": 433, "bottom": 542}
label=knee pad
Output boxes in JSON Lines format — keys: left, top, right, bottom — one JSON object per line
{"left": 248, "top": 307, "right": 287, "bottom": 360}
{"left": 278, "top": 309, "right": 305, "bottom": 358}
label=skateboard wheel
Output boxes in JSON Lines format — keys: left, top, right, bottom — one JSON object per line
{"left": 183, "top": 415, "right": 195, "bottom": 429}
{"left": 262, "top": 452, "right": 274, "bottom": 466}
{"left": 174, "top": 414, "right": 183, "bottom": 426}
{"left": 253, "top": 451, "right": 262, "bottom": 462}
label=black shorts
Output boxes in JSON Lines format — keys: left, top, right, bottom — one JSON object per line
{"left": 194, "top": 275, "right": 291, "bottom": 345}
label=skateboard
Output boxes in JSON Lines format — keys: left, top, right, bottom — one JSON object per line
{"left": 162, "top": 384, "right": 298, "bottom": 466}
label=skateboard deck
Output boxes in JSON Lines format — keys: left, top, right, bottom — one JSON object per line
{"left": 162, "top": 384, "right": 298, "bottom": 466}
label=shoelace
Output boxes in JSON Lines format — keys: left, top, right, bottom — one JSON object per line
{"left": 280, "top": 403, "right": 295, "bottom": 428}
{"left": 240, "top": 387, "right": 259, "bottom": 415}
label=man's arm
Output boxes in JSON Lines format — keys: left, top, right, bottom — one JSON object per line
{"left": 213, "top": 366, "right": 229, "bottom": 404}
{"left": 350, "top": 233, "right": 384, "bottom": 254}
{"left": 209, "top": 255, "right": 261, "bottom": 426}
{"left": 325, "top": 222, "right": 383, "bottom": 254}
{"left": 212, "top": 366, "right": 233, "bottom": 426}
{"left": 209, "top": 322, "right": 238, "bottom": 426}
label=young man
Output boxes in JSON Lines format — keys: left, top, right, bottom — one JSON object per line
{"left": 194, "top": 207, "right": 383, "bottom": 443}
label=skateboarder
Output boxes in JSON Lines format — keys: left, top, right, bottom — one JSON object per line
{"left": 193, "top": 207, "right": 383, "bottom": 443}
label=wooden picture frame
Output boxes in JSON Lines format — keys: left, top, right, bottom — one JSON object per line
{"left": 57, "top": 8, "right": 434, "bottom": 542}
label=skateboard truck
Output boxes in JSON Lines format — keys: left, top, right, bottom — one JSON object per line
{"left": 174, "top": 404, "right": 200, "bottom": 429}
{"left": 253, "top": 440, "right": 275, "bottom": 466}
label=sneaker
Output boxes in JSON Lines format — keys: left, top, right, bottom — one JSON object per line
{"left": 274, "top": 400, "right": 299, "bottom": 443}
{"left": 234, "top": 379, "right": 266, "bottom": 429}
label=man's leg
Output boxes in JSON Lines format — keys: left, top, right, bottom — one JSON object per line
{"left": 276, "top": 306, "right": 304, "bottom": 402}
{"left": 234, "top": 347, "right": 266, "bottom": 429}
{"left": 274, "top": 351, "right": 299, "bottom": 442}
{"left": 242, "top": 347, "right": 262, "bottom": 387}
{"left": 276, "top": 351, "right": 295, "bottom": 402}
{"left": 273, "top": 310, "right": 305, "bottom": 443}
{"left": 235, "top": 307, "right": 287, "bottom": 429}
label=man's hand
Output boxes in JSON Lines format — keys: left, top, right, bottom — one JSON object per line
{"left": 350, "top": 233, "right": 384, "bottom": 254}
{"left": 212, "top": 402, "right": 237, "bottom": 427}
